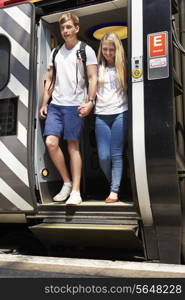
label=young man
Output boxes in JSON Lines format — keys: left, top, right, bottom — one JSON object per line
{"left": 40, "top": 12, "right": 97, "bottom": 205}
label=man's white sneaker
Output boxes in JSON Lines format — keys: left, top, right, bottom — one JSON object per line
{"left": 53, "top": 183, "right": 72, "bottom": 202}
{"left": 66, "top": 191, "right": 82, "bottom": 205}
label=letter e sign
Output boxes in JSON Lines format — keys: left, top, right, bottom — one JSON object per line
{"left": 149, "top": 32, "right": 167, "bottom": 58}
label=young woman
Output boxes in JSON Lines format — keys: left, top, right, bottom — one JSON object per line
{"left": 95, "top": 32, "right": 128, "bottom": 203}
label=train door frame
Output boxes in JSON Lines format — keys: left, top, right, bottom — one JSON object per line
{"left": 34, "top": 18, "right": 61, "bottom": 204}
{"left": 34, "top": 0, "right": 132, "bottom": 204}
{"left": 128, "top": 0, "right": 160, "bottom": 262}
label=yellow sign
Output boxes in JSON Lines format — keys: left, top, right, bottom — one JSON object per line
{"left": 132, "top": 68, "right": 143, "bottom": 79}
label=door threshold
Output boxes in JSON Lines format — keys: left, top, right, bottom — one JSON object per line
{"left": 39, "top": 200, "right": 133, "bottom": 206}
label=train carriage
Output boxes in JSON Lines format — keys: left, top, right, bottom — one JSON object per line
{"left": 0, "top": 0, "right": 184, "bottom": 263}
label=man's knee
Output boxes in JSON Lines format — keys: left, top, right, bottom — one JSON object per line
{"left": 45, "top": 136, "right": 59, "bottom": 151}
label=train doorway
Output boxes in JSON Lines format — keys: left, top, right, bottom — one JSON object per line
{"left": 35, "top": 0, "right": 131, "bottom": 205}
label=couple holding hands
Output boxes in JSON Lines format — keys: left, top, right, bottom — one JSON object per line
{"left": 40, "top": 12, "right": 128, "bottom": 205}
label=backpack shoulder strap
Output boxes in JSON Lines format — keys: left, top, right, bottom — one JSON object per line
{"left": 48, "top": 44, "right": 62, "bottom": 92}
{"left": 52, "top": 43, "right": 62, "bottom": 66}
{"left": 79, "top": 41, "right": 89, "bottom": 90}
{"left": 79, "top": 41, "right": 87, "bottom": 62}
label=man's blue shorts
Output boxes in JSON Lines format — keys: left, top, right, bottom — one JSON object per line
{"left": 43, "top": 104, "right": 84, "bottom": 141}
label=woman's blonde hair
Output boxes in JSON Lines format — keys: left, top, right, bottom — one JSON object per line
{"left": 97, "top": 32, "right": 127, "bottom": 89}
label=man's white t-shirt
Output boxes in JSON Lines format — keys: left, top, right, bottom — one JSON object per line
{"left": 48, "top": 41, "right": 97, "bottom": 106}
{"left": 95, "top": 65, "right": 128, "bottom": 115}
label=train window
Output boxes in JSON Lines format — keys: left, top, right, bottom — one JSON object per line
{"left": 0, "top": 98, "right": 18, "bottom": 136}
{"left": 0, "top": 34, "right": 10, "bottom": 91}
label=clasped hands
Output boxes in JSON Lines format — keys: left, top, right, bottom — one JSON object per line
{"left": 78, "top": 101, "right": 94, "bottom": 118}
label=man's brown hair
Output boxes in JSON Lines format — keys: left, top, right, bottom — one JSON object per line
{"left": 59, "top": 12, "right": 79, "bottom": 26}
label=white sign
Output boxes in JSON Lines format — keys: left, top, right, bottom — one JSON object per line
{"left": 149, "top": 57, "right": 167, "bottom": 69}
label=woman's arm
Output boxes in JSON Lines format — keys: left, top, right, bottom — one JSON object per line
{"left": 78, "top": 64, "right": 97, "bottom": 117}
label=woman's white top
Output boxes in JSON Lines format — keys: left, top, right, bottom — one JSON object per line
{"left": 48, "top": 41, "right": 97, "bottom": 106}
{"left": 95, "top": 65, "right": 128, "bottom": 115}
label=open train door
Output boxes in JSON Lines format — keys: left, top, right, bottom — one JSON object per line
{"left": 0, "top": 2, "right": 37, "bottom": 214}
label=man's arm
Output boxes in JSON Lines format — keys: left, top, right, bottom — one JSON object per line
{"left": 78, "top": 64, "right": 97, "bottom": 117}
{"left": 39, "top": 67, "right": 53, "bottom": 119}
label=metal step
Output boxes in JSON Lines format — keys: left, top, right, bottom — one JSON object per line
{"left": 38, "top": 199, "right": 135, "bottom": 209}
{"left": 28, "top": 201, "right": 140, "bottom": 223}
{"left": 36, "top": 200, "right": 138, "bottom": 214}
{"left": 30, "top": 222, "right": 143, "bottom": 249}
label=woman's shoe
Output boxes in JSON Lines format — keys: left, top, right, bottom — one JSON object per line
{"left": 105, "top": 197, "right": 119, "bottom": 203}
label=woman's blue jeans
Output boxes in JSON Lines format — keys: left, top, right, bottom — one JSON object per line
{"left": 95, "top": 111, "right": 128, "bottom": 193}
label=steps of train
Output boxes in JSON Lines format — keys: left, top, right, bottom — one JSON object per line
{"left": 29, "top": 222, "right": 143, "bottom": 250}
{"left": 28, "top": 201, "right": 140, "bottom": 224}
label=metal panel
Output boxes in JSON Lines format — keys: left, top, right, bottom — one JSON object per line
{"left": 143, "top": 0, "right": 182, "bottom": 264}
{"left": 0, "top": 3, "right": 36, "bottom": 212}
{"left": 42, "top": 0, "right": 127, "bottom": 23}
